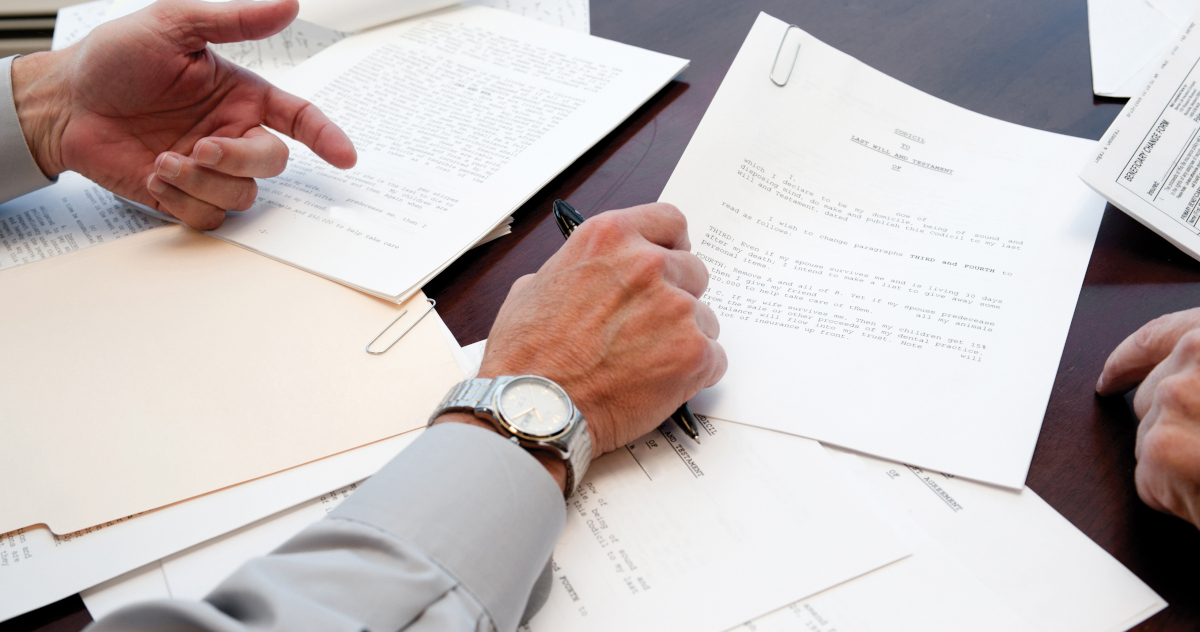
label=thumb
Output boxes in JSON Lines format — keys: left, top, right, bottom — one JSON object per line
{"left": 152, "top": 0, "right": 299, "bottom": 50}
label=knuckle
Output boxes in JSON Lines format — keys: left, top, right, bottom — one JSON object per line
{"left": 1132, "top": 314, "right": 1174, "bottom": 353}
{"left": 650, "top": 202, "right": 688, "bottom": 236}
{"left": 1138, "top": 423, "right": 1194, "bottom": 483}
{"left": 575, "top": 215, "right": 626, "bottom": 254}
{"left": 675, "top": 332, "right": 709, "bottom": 367}
{"left": 662, "top": 290, "right": 696, "bottom": 320}
{"left": 232, "top": 181, "right": 258, "bottom": 211}
{"left": 623, "top": 250, "right": 668, "bottom": 289}
{"left": 1154, "top": 373, "right": 1198, "bottom": 411}
{"left": 509, "top": 274, "right": 535, "bottom": 294}
{"left": 1177, "top": 329, "right": 1200, "bottom": 358}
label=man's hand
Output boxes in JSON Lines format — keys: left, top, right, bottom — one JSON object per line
{"left": 1097, "top": 308, "right": 1200, "bottom": 528}
{"left": 10, "top": 0, "right": 355, "bottom": 230}
{"left": 469, "top": 203, "right": 727, "bottom": 460}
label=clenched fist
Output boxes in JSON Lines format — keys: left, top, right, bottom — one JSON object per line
{"left": 475, "top": 203, "right": 727, "bottom": 458}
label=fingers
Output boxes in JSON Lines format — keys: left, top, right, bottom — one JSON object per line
{"left": 695, "top": 299, "right": 720, "bottom": 339}
{"left": 262, "top": 87, "right": 357, "bottom": 169}
{"left": 143, "top": 125, "right": 288, "bottom": 229}
{"left": 1133, "top": 330, "right": 1200, "bottom": 418}
{"left": 158, "top": 0, "right": 299, "bottom": 51}
{"left": 152, "top": 151, "right": 258, "bottom": 211}
{"left": 1097, "top": 307, "right": 1200, "bottom": 395}
{"left": 1132, "top": 371, "right": 1200, "bottom": 526}
{"left": 192, "top": 128, "right": 289, "bottom": 178}
{"left": 145, "top": 174, "right": 226, "bottom": 230}
{"left": 702, "top": 337, "right": 728, "bottom": 388}
{"left": 665, "top": 250, "right": 710, "bottom": 298}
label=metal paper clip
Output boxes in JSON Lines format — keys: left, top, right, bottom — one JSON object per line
{"left": 770, "top": 24, "right": 802, "bottom": 87}
{"left": 366, "top": 298, "right": 436, "bottom": 355}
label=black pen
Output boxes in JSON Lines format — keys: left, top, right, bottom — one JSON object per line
{"left": 552, "top": 199, "right": 703, "bottom": 443}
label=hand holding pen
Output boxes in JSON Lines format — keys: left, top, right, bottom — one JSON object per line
{"left": 553, "top": 199, "right": 709, "bottom": 443}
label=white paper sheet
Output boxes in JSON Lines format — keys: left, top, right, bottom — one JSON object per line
{"left": 298, "top": 0, "right": 459, "bottom": 32}
{"left": 51, "top": 0, "right": 109, "bottom": 50}
{"left": 520, "top": 421, "right": 907, "bottom": 632}
{"left": 465, "top": 0, "right": 588, "bottom": 33}
{"left": 661, "top": 14, "right": 1105, "bottom": 488}
{"left": 87, "top": 429, "right": 1166, "bottom": 632}
{"left": 207, "top": 6, "right": 686, "bottom": 301}
{"left": 98, "top": 421, "right": 908, "bottom": 632}
{"left": 59, "top": 0, "right": 349, "bottom": 81}
{"left": 1148, "top": 0, "right": 1200, "bottom": 24}
{"left": 1080, "top": 12, "right": 1200, "bottom": 264}
{"left": 735, "top": 445, "right": 1166, "bottom": 632}
{"left": 461, "top": 338, "right": 488, "bottom": 375}
{"left": 0, "top": 172, "right": 168, "bottom": 271}
{"left": 82, "top": 481, "right": 364, "bottom": 620}
{"left": 80, "top": 563, "right": 172, "bottom": 620}
{"left": 1087, "top": 0, "right": 1181, "bottom": 98}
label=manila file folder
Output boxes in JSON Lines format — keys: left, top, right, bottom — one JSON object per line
{"left": 0, "top": 225, "right": 463, "bottom": 535}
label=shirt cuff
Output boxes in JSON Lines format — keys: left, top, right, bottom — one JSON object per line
{"left": 329, "top": 422, "right": 566, "bottom": 632}
{"left": 1, "top": 55, "right": 55, "bottom": 204}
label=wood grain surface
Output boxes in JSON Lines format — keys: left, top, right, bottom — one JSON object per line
{"left": 6, "top": 0, "right": 1198, "bottom": 630}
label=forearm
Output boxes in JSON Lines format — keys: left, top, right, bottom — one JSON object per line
{"left": 0, "top": 56, "right": 56, "bottom": 203}
{"left": 87, "top": 423, "right": 566, "bottom": 632}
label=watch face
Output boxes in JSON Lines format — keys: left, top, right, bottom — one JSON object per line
{"left": 497, "top": 377, "right": 572, "bottom": 437}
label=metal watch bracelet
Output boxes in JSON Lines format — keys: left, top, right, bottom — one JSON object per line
{"left": 429, "top": 377, "right": 592, "bottom": 498}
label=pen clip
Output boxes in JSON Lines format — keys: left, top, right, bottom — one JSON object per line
{"left": 553, "top": 199, "right": 586, "bottom": 239}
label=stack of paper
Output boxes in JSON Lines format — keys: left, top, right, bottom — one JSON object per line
{"left": 60, "top": 0, "right": 670, "bottom": 303}
{"left": 202, "top": 5, "right": 683, "bottom": 302}
{"left": 80, "top": 343, "right": 1166, "bottom": 632}
{"left": 0, "top": 301, "right": 479, "bottom": 622}
{"left": 1087, "top": 0, "right": 1199, "bottom": 97}
{"left": 1, "top": 5, "right": 1171, "bottom": 631}
{"left": 1080, "top": 8, "right": 1200, "bottom": 264}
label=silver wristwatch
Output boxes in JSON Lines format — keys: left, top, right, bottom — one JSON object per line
{"left": 429, "top": 376, "right": 592, "bottom": 498}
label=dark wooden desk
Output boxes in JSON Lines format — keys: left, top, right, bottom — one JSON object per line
{"left": 6, "top": 0, "right": 1198, "bottom": 630}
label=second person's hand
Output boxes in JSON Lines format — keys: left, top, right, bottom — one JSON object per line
{"left": 1097, "top": 308, "right": 1200, "bottom": 528}
{"left": 10, "top": 0, "right": 356, "bottom": 230}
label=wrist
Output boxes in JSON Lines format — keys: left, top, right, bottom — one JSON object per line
{"left": 475, "top": 362, "right": 612, "bottom": 456}
{"left": 432, "top": 412, "right": 568, "bottom": 493}
{"left": 11, "top": 51, "right": 70, "bottom": 178}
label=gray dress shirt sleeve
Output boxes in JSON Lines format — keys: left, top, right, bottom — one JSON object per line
{"left": 2, "top": 55, "right": 55, "bottom": 204}
{"left": 87, "top": 422, "right": 567, "bottom": 632}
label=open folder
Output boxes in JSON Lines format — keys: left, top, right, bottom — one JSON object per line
{"left": 0, "top": 225, "right": 464, "bottom": 535}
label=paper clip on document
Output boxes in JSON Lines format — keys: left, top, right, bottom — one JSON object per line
{"left": 367, "top": 298, "right": 437, "bottom": 355}
{"left": 770, "top": 24, "right": 801, "bottom": 86}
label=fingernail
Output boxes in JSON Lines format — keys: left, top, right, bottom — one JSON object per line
{"left": 158, "top": 154, "right": 182, "bottom": 179}
{"left": 195, "top": 140, "right": 222, "bottom": 167}
{"left": 1096, "top": 375, "right": 1106, "bottom": 393}
{"left": 147, "top": 175, "right": 167, "bottom": 195}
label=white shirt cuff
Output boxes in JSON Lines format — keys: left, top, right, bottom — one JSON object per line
{"left": 1, "top": 55, "right": 55, "bottom": 204}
